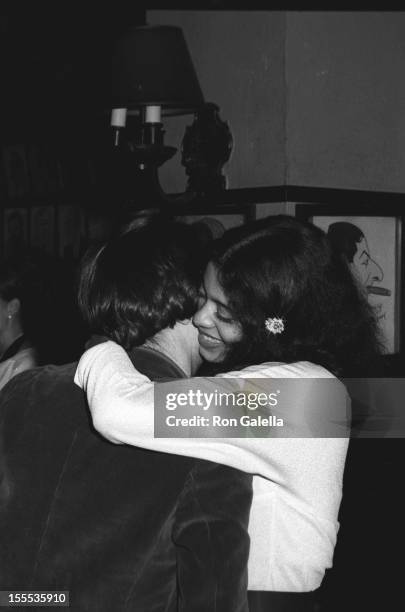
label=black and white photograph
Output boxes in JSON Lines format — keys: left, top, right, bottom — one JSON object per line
{"left": 27, "top": 145, "right": 53, "bottom": 196}
{"left": 2, "top": 145, "right": 31, "bottom": 198}
{"left": 0, "top": 7, "right": 404, "bottom": 612}
{"left": 57, "top": 204, "right": 87, "bottom": 261}
{"left": 29, "top": 205, "right": 56, "bottom": 255}
{"left": 2, "top": 207, "right": 28, "bottom": 258}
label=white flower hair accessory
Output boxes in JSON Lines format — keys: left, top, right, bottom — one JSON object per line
{"left": 265, "top": 317, "right": 285, "bottom": 335}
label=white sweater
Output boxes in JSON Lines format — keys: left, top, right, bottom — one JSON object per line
{"left": 74, "top": 341, "right": 350, "bottom": 592}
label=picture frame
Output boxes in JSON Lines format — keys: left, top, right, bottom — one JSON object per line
{"left": 296, "top": 203, "right": 404, "bottom": 357}
{"left": 57, "top": 204, "right": 87, "bottom": 260}
{"left": 30, "top": 205, "right": 56, "bottom": 255}
{"left": 122, "top": 202, "right": 255, "bottom": 245}
{"left": 174, "top": 206, "right": 252, "bottom": 241}
{"left": 2, "top": 144, "right": 31, "bottom": 198}
{"left": 2, "top": 207, "right": 29, "bottom": 258}
{"left": 27, "top": 145, "right": 51, "bottom": 196}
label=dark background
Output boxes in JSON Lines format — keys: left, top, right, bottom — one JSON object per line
{"left": 0, "top": 7, "right": 146, "bottom": 141}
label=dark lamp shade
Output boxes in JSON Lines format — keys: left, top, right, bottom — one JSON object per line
{"left": 111, "top": 25, "right": 205, "bottom": 115}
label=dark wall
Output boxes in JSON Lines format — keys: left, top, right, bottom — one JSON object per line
{"left": 0, "top": 7, "right": 146, "bottom": 141}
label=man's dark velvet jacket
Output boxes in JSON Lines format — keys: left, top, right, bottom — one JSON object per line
{"left": 0, "top": 347, "right": 252, "bottom": 612}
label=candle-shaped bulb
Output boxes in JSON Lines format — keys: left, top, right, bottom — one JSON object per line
{"left": 145, "top": 105, "right": 161, "bottom": 123}
{"left": 111, "top": 108, "right": 127, "bottom": 127}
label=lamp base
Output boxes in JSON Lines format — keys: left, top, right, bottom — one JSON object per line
{"left": 181, "top": 102, "right": 233, "bottom": 196}
{"left": 112, "top": 121, "right": 197, "bottom": 215}
{"left": 121, "top": 158, "right": 196, "bottom": 212}
{"left": 128, "top": 143, "right": 177, "bottom": 168}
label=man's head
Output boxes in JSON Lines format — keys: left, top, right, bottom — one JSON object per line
{"left": 327, "top": 221, "right": 384, "bottom": 288}
{"left": 78, "top": 218, "right": 205, "bottom": 351}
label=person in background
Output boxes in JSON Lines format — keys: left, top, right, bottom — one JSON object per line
{"left": 76, "top": 215, "right": 382, "bottom": 611}
{"left": 0, "top": 219, "right": 252, "bottom": 612}
{"left": 0, "top": 255, "right": 40, "bottom": 390}
{"left": 0, "top": 248, "right": 84, "bottom": 380}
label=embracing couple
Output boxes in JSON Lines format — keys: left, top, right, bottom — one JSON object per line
{"left": 0, "top": 214, "right": 381, "bottom": 611}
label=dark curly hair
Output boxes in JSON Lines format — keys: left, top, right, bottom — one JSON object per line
{"left": 327, "top": 222, "right": 364, "bottom": 263}
{"left": 78, "top": 218, "right": 205, "bottom": 350}
{"left": 209, "top": 215, "right": 383, "bottom": 377}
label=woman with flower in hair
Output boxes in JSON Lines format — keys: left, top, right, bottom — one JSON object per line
{"left": 193, "top": 215, "right": 380, "bottom": 377}
{"left": 76, "top": 215, "right": 381, "bottom": 611}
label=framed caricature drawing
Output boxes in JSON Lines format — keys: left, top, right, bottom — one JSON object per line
{"left": 297, "top": 204, "right": 404, "bottom": 356}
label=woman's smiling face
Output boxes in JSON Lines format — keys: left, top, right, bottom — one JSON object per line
{"left": 192, "top": 262, "right": 242, "bottom": 363}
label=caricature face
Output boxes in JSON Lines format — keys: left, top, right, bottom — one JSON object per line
{"left": 351, "top": 236, "right": 384, "bottom": 287}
